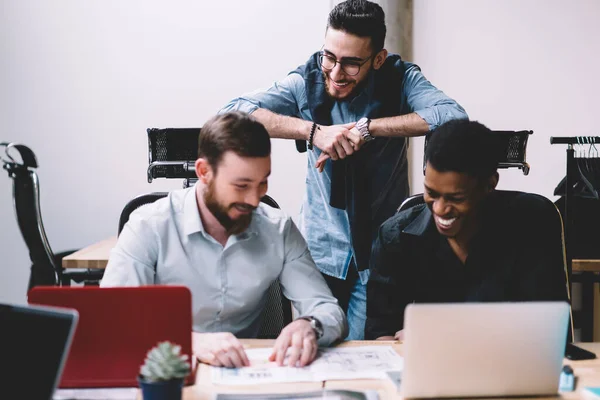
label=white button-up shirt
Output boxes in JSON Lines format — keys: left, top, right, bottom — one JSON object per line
{"left": 100, "top": 186, "right": 347, "bottom": 345}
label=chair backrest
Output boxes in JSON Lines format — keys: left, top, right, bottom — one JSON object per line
{"left": 397, "top": 193, "right": 426, "bottom": 213}
{"left": 396, "top": 190, "right": 574, "bottom": 341}
{"left": 423, "top": 130, "right": 533, "bottom": 175}
{"left": 146, "top": 128, "right": 199, "bottom": 184}
{"left": 1, "top": 143, "right": 59, "bottom": 288}
{"left": 118, "top": 191, "right": 291, "bottom": 339}
{"left": 117, "top": 192, "right": 169, "bottom": 235}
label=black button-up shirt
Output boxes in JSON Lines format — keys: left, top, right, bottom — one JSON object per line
{"left": 366, "top": 190, "right": 568, "bottom": 340}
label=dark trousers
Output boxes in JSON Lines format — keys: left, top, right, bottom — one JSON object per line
{"left": 321, "top": 262, "right": 358, "bottom": 314}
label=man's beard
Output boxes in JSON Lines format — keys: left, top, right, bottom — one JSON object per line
{"left": 204, "top": 181, "right": 255, "bottom": 235}
{"left": 322, "top": 69, "right": 371, "bottom": 101}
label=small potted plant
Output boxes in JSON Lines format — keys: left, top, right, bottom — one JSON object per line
{"left": 138, "top": 341, "right": 191, "bottom": 400}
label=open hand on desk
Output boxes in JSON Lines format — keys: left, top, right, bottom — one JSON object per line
{"left": 269, "top": 319, "right": 317, "bottom": 368}
{"left": 192, "top": 332, "right": 250, "bottom": 368}
{"left": 376, "top": 329, "right": 403, "bottom": 341}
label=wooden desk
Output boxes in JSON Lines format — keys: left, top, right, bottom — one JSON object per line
{"left": 573, "top": 260, "right": 600, "bottom": 273}
{"left": 177, "top": 341, "right": 600, "bottom": 400}
{"left": 62, "top": 236, "right": 116, "bottom": 269}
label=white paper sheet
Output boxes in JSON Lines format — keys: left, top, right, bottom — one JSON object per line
{"left": 211, "top": 346, "right": 403, "bottom": 385}
{"left": 213, "top": 389, "right": 380, "bottom": 399}
{"left": 53, "top": 387, "right": 138, "bottom": 400}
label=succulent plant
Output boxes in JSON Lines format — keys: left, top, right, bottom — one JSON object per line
{"left": 140, "top": 341, "right": 191, "bottom": 383}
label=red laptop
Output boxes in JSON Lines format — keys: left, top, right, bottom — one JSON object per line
{"left": 28, "top": 286, "right": 193, "bottom": 388}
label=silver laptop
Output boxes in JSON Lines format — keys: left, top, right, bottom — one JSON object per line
{"left": 401, "top": 302, "right": 569, "bottom": 399}
{"left": 0, "top": 302, "right": 78, "bottom": 400}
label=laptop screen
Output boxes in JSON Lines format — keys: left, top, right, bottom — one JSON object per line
{"left": 0, "top": 303, "right": 77, "bottom": 400}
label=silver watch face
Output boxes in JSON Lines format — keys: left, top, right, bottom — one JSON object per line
{"left": 357, "top": 117, "right": 369, "bottom": 132}
{"left": 357, "top": 118, "right": 374, "bottom": 142}
{"left": 310, "top": 318, "right": 324, "bottom": 339}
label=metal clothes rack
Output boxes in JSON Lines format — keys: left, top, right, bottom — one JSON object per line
{"left": 551, "top": 136, "right": 600, "bottom": 341}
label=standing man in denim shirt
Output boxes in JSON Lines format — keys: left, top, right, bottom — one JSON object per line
{"left": 220, "top": 0, "right": 468, "bottom": 340}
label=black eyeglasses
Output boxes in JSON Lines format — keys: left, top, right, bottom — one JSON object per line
{"left": 318, "top": 51, "right": 373, "bottom": 76}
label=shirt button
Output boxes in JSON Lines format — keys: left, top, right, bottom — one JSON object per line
{"left": 222, "top": 287, "right": 226, "bottom": 294}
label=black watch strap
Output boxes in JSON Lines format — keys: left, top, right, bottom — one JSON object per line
{"left": 298, "top": 316, "right": 324, "bottom": 339}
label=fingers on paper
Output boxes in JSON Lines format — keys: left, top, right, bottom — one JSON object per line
{"left": 212, "top": 338, "right": 249, "bottom": 368}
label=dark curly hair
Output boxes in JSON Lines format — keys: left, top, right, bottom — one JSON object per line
{"left": 425, "top": 119, "right": 503, "bottom": 180}
{"left": 328, "top": 0, "right": 386, "bottom": 52}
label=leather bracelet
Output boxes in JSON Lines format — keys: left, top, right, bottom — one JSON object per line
{"left": 308, "top": 122, "right": 318, "bottom": 150}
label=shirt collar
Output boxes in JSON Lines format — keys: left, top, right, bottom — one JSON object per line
{"left": 402, "top": 205, "right": 436, "bottom": 237}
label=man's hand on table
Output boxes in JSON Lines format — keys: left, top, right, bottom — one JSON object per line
{"left": 192, "top": 332, "right": 249, "bottom": 368}
{"left": 376, "top": 329, "right": 404, "bottom": 341}
{"left": 269, "top": 319, "right": 318, "bottom": 367}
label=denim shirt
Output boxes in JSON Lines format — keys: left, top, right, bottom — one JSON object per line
{"left": 220, "top": 61, "right": 468, "bottom": 283}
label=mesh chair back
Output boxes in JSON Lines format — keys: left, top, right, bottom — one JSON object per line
{"left": 494, "top": 130, "right": 533, "bottom": 174}
{"left": 1, "top": 143, "right": 59, "bottom": 287}
{"left": 118, "top": 191, "right": 292, "bottom": 338}
{"left": 147, "top": 128, "right": 199, "bottom": 182}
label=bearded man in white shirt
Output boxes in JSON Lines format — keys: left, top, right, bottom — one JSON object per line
{"left": 101, "top": 111, "right": 347, "bottom": 368}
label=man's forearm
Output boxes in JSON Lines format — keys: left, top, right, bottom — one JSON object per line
{"left": 252, "top": 108, "right": 312, "bottom": 140}
{"left": 369, "top": 112, "right": 430, "bottom": 138}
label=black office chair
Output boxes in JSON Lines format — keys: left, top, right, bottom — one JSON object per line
{"left": 146, "top": 128, "right": 199, "bottom": 188}
{"left": 118, "top": 192, "right": 291, "bottom": 339}
{"left": 1, "top": 142, "right": 104, "bottom": 291}
{"left": 396, "top": 191, "right": 575, "bottom": 341}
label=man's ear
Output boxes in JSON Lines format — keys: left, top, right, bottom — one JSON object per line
{"left": 372, "top": 49, "right": 388, "bottom": 70}
{"left": 195, "top": 158, "right": 212, "bottom": 184}
{"left": 487, "top": 172, "right": 499, "bottom": 192}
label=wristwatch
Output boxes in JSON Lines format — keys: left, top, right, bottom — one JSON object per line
{"left": 298, "top": 316, "right": 324, "bottom": 339}
{"left": 356, "top": 117, "right": 375, "bottom": 142}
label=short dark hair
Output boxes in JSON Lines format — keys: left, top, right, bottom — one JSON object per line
{"left": 198, "top": 112, "right": 271, "bottom": 170}
{"left": 328, "top": 0, "right": 386, "bottom": 53}
{"left": 425, "top": 119, "right": 503, "bottom": 180}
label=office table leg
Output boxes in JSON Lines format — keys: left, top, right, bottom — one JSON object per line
{"left": 581, "top": 272, "right": 595, "bottom": 342}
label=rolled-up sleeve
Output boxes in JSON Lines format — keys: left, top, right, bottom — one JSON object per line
{"left": 278, "top": 218, "right": 347, "bottom": 346}
{"left": 366, "top": 220, "right": 412, "bottom": 340}
{"left": 100, "top": 212, "right": 157, "bottom": 287}
{"left": 219, "top": 73, "right": 305, "bottom": 117}
{"left": 402, "top": 63, "right": 468, "bottom": 131}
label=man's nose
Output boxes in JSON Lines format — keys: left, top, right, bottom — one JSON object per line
{"left": 433, "top": 199, "right": 450, "bottom": 216}
{"left": 244, "top": 191, "right": 261, "bottom": 208}
{"left": 329, "top": 62, "right": 346, "bottom": 80}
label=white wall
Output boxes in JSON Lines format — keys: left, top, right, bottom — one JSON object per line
{"left": 411, "top": 0, "right": 600, "bottom": 196}
{"left": 4, "top": 0, "right": 598, "bottom": 305}
{"left": 0, "top": 0, "right": 331, "bottom": 304}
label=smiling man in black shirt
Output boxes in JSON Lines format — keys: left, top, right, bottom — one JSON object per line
{"left": 366, "top": 119, "right": 569, "bottom": 340}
